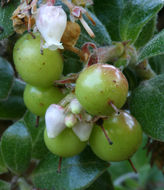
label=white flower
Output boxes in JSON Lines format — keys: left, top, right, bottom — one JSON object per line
{"left": 45, "top": 104, "right": 66, "bottom": 138}
{"left": 36, "top": 4, "right": 67, "bottom": 50}
{"left": 72, "top": 122, "right": 93, "bottom": 142}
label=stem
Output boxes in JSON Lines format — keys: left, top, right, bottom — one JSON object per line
{"left": 128, "top": 159, "right": 137, "bottom": 173}
{"left": 80, "top": 17, "right": 95, "bottom": 38}
{"left": 57, "top": 157, "right": 63, "bottom": 173}
{"left": 100, "top": 125, "right": 113, "bottom": 145}
{"left": 108, "top": 101, "right": 120, "bottom": 114}
{"left": 36, "top": 116, "right": 40, "bottom": 128}
{"left": 47, "top": 0, "right": 55, "bottom": 5}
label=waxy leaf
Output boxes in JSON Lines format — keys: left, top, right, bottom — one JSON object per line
{"left": 23, "top": 111, "right": 48, "bottom": 160}
{"left": 1, "top": 121, "right": 32, "bottom": 174}
{"left": 86, "top": 171, "right": 114, "bottom": 190}
{"left": 0, "top": 180, "right": 10, "bottom": 190}
{"left": 119, "top": 0, "right": 163, "bottom": 43}
{"left": 0, "top": 57, "right": 14, "bottom": 101}
{"left": 0, "top": 0, "right": 19, "bottom": 40}
{"left": 0, "top": 79, "right": 26, "bottom": 120}
{"left": 139, "top": 29, "right": 164, "bottom": 62}
{"left": 129, "top": 74, "right": 164, "bottom": 141}
{"left": 0, "top": 144, "right": 8, "bottom": 174}
{"left": 31, "top": 147, "right": 109, "bottom": 190}
{"left": 93, "top": 0, "right": 124, "bottom": 41}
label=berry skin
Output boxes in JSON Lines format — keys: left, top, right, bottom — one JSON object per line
{"left": 89, "top": 111, "right": 143, "bottom": 162}
{"left": 44, "top": 128, "right": 87, "bottom": 157}
{"left": 75, "top": 64, "right": 128, "bottom": 116}
{"left": 23, "top": 84, "right": 65, "bottom": 116}
{"left": 13, "top": 33, "right": 63, "bottom": 87}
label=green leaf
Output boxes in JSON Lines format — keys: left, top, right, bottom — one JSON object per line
{"left": 93, "top": 0, "right": 124, "bottom": 41}
{"left": 23, "top": 111, "right": 48, "bottom": 160}
{"left": 134, "top": 16, "right": 157, "bottom": 49}
{"left": 1, "top": 121, "right": 32, "bottom": 174}
{"left": 0, "top": 0, "right": 19, "bottom": 40}
{"left": 77, "top": 10, "right": 112, "bottom": 47}
{"left": 31, "top": 147, "right": 109, "bottom": 190}
{"left": 0, "top": 180, "right": 10, "bottom": 190}
{"left": 119, "top": 0, "right": 163, "bottom": 43}
{"left": 129, "top": 74, "right": 164, "bottom": 141}
{"left": 63, "top": 51, "right": 83, "bottom": 75}
{"left": 86, "top": 171, "right": 114, "bottom": 190}
{"left": 0, "top": 79, "right": 26, "bottom": 120}
{"left": 0, "top": 143, "right": 8, "bottom": 174}
{"left": 139, "top": 29, "right": 164, "bottom": 62}
{"left": 0, "top": 57, "right": 14, "bottom": 101}
{"left": 149, "top": 55, "right": 164, "bottom": 74}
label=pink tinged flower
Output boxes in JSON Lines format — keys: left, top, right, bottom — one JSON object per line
{"left": 36, "top": 4, "right": 67, "bottom": 50}
{"left": 45, "top": 104, "right": 66, "bottom": 138}
{"left": 73, "top": 122, "right": 93, "bottom": 142}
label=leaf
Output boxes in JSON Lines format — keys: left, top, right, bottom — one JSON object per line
{"left": 1, "top": 121, "right": 32, "bottom": 174}
{"left": 86, "top": 171, "right": 114, "bottom": 190}
{"left": 0, "top": 79, "right": 26, "bottom": 120}
{"left": 0, "top": 180, "right": 10, "bottom": 190}
{"left": 0, "top": 0, "right": 19, "bottom": 40}
{"left": 129, "top": 74, "right": 164, "bottom": 141}
{"left": 0, "top": 143, "right": 8, "bottom": 174}
{"left": 134, "top": 16, "right": 157, "bottom": 49}
{"left": 138, "top": 29, "right": 164, "bottom": 62}
{"left": 0, "top": 57, "right": 14, "bottom": 101}
{"left": 31, "top": 147, "right": 109, "bottom": 190}
{"left": 119, "top": 0, "right": 163, "bottom": 43}
{"left": 76, "top": 10, "right": 112, "bottom": 48}
{"left": 23, "top": 111, "right": 49, "bottom": 160}
{"left": 93, "top": 0, "right": 124, "bottom": 41}
{"left": 149, "top": 55, "right": 164, "bottom": 74}
{"left": 63, "top": 50, "right": 83, "bottom": 76}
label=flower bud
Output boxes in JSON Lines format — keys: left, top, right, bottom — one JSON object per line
{"left": 70, "top": 99, "right": 83, "bottom": 114}
{"left": 36, "top": 4, "right": 67, "bottom": 50}
{"left": 45, "top": 104, "right": 66, "bottom": 138}
{"left": 73, "top": 122, "right": 93, "bottom": 142}
{"left": 64, "top": 113, "right": 77, "bottom": 128}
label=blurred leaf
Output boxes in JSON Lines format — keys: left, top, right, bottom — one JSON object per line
{"left": 77, "top": 10, "right": 112, "bottom": 47}
{"left": 93, "top": 0, "right": 124, "bottom": 41}
{"left": 31, "top": 147, "right": 109, "bottom": 190}
{"left": 129, "top": 74, "right": 164, "bottom": 141}
{"left": 18, "top": 178, "right": 33, "bottom": 190}
{"left": 86, "top": 171, "right": 114, "bottom": 190}
{"left": 23, "top": 111, "right": 48, "bottom": 160}
{"left": 0, "top": 57, "right": 14, "bottom": 101}
{"left": 0, "top": 143, "right": 8, "bottom": 174}
{"left": 0, "top": 180, "right": 10, "bottom": 190}
{"left": 1, "top": 121, "right": 32, "bottom": 174}
{"left": 119, "top": 0, "right": 163, "bottom": 43}
{"left": 63, "top": 51, "right": 83, "bottom": 76}
{"left": 0, "top": 0, "right": 19, "bottom": 40}
{"left": 139, "top": 29, "right": 164, "bottom": 62}
{"left": 0, "top": 79, "right": 26, "bottom": 120}
{"left": 134, "top": 16, "right": 157, "bottom": 49}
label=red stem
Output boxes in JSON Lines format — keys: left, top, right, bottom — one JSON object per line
{"left": 100, "top": 125, "right": 113, "bottom": 145}
{"left": 47, "top": 0, "right": 55, "bottom": 5}
{"left": 57, "top": 157, "right": 63, "bottom": 173}
{"left": 128, "top": 159, "right": 137, "bottom": 173}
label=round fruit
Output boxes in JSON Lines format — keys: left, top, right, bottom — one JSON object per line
{"left": 75, "top": 64, "right": 128, "bottom": 116}
{"left": 23, "top": 84, "right": 65, "bottom": 116}
{"left": 89, "top": 111, "right": 143, "bottom": 161}
{"left": 44, "top": 128, "right": 87, "bottom": 157}
{"left": 13, "top": 33, "right": 63, "bottom": 87}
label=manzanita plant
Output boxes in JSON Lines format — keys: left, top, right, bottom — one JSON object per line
{"left": 1, "top": 0, "right": 164, "bottom": 189}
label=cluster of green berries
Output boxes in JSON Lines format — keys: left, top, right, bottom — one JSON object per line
{"left": 13, "top": 33, "right": 143, "bottom": 163}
